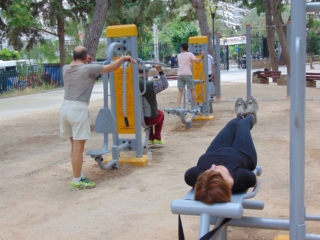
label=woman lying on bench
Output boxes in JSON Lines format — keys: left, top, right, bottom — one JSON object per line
{"left": 184, "top": 96, "right": 259, "bottom": 204}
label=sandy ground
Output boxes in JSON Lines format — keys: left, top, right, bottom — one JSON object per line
{"left": 1, "top": 81, "right": 320, "bottom": 240}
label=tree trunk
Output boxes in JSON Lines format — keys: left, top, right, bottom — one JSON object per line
{"left": 189, "top": 0, "right": 216, "bottom": 86}
{"left": 264, "top": 0, "right": 278, "bottom": 74}
{"left": 57, "top": 0, "right": 65, "bottom": 68}
{"left": 270, "top": 0, "right": 290, "bottom": 75}
{"left": 84, "top": 0, "right": 109, "bottom": 60}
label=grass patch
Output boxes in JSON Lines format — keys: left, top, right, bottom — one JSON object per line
{"left": 0, "top": 84, "right": 59, "bottom": 99}
{"left": 0, "top": 78, "right": 102, "bottom": 99}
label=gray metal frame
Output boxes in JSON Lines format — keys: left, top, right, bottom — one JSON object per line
{"left": 171, "top": 2, "right": 320, "bottom": 239}
{"left": 215, "top": 33, "right": 221, "bottom": 99}
{"left": 164, "top": 40, "right": 212, "bottom": 128}
{"left": 86, "top": 34, "right": 144, "bottom": 169}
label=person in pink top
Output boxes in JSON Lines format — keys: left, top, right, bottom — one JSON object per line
{"left": 176, "top": 42, "right": 204, "bottom": 111}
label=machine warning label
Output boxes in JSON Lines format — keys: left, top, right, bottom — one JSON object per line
{"left": 114, "top": 64, "right": 136, "bottom": 134}
{"left": 192, "top": 56, "right": 206, "bottom": 103}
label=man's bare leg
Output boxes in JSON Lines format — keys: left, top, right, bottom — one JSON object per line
{"left": 70, "top": 137, "right": 85, "bottom": 178}
{"left": 69, "top": 138, "right": 95, "bottom": 190}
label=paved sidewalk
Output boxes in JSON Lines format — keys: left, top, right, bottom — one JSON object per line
{"left": 0, "top": 85, "right": 104, "bottom": 121}
{"left": 1, "top": 64, "right": 318, "bottom": 121}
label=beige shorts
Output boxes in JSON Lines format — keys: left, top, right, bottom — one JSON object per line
{"left": 60, "top": 100, "right": 90, "bottom": 140}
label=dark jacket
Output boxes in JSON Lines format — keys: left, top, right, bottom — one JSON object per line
{"left": 139, "top": 77, "right": 158, "bottom": 118}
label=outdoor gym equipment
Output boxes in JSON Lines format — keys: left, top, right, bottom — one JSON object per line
{"left": 86, "top": 24, "right": 163, "bottom": 170}
{"left": 164, "top": 36, "right": 214, "bottom": 128}
{"left": 170, "top": 2, "right": 320, "bottom": 239}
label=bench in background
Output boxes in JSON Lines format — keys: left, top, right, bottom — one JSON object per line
{"left": 306, "top": 72, "right": 320, "bottom": 87}
{"left": 252, "top": 70, "right": 282, "bottom": 84}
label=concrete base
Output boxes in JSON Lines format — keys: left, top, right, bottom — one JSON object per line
{"left": 193, "top": 115, "right": 214, "bottom": 121}
{"left": 306, "top": 80, "right": 316, "bottom": 87}
{"left": 103, "top": 154, "right": 148, "bottom": 167}
{"left": 252, "top": 74, "right": 269, "bottom": 84}
{"left": 278, "top": 75, "right": 316, "bottom": 87}
{"left": 274, "top": 235, "right": 289, "bottom": 240}
{"left": 277, "top": 75, "right": 287, "bottom": 85}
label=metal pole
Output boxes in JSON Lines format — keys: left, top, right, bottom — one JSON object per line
{"left": 246, "top": 24, "right": 252, "bottom": 97}
{"left": 215, "top": 33, "right": 221, "bottom": 99}
{"left": 286, "top": 21, "right": 291, "bottom": 97}
{"left": 290, "top": 0, "right": 306, "bottom": 239}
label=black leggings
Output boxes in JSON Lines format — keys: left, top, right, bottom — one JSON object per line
{"left": 205, "top": 115, "right": 257, "bottom": 166}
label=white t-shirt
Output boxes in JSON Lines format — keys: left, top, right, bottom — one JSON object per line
{"left": 208, "top": 54, "right": 214, "bottom": 75}
{"left": 177, "top": 52, "right": 196, "bottom": 76}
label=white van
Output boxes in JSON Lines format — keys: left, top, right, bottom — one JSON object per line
{"left": 0, "top": 59, "right": 37, "bottom": 72}
{"left": 0, "top": 59, "right": 38, "bottom": 92}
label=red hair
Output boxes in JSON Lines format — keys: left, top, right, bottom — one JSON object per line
{"left": 194, "top": 171, "right": 232, "bottom": 204}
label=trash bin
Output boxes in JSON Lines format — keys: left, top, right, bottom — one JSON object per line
{"left": 43, "top": 63, "right": 62, "bottom": 86}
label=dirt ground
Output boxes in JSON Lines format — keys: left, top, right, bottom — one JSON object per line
{"left": 1, "top": 81, "right": 320, "bottom": 240}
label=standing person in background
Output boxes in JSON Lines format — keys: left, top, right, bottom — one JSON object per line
{"left": 176, "top": 42, "right": 204, "bottom": 112}
{"left": 187, "top": 53, "right": 215, "bottom": 105}
{"left": 60, "top": 46, "right": 136, "bottom": 190}
{"left": 139, "top": 65, "right": 169, "bottom": 146}
{"left": 207, "top": 54, "right": 216, "bottom": 101}
{"left": 170, "top": 55, "right": 176, "bottom": 69}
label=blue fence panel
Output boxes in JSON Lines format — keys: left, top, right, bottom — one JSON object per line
{"left": 43, "top": 64, "right": 62, "bottom": 87}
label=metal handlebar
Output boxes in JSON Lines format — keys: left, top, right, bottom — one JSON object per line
{"left": 137, "top": 58, "right": 166, "bottom": 95}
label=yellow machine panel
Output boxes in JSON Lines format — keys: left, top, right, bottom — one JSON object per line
{"left": 189, "top": 36, "right": 208, "bottom": 44}
{"left": 114, "top": 60, "right": 136, "bottom": 134}
{"left": 192, "top": 56, "right": 206, "bottom": 103}
{"left": 106, "top": 24, "right": 138, "bottom": 38}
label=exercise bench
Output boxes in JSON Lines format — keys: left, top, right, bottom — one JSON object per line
{"left": 171, "top": 166, "right": 263, "bottom": 240}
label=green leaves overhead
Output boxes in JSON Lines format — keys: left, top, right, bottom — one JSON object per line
{"left": 158, "top": 17, "right": 199, "bottom": 43}
{"left": 105, "top": 0, "right": 166, "bottom": 43}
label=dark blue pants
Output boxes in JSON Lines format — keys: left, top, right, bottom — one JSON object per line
{"left": 205, "top": 115, "right": 257, "bottom": 166}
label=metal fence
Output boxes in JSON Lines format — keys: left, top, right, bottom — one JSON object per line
{"left": 138, "top": 43, "right": 180, "bottom": 64}
{"left": 0, "top": 63, "right": 62, "bottom": 94}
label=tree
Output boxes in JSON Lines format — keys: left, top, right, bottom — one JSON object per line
{"left": 105, "top": 0, "right": 166, "bottom": 44}
{"left": 83, "top": 0, "right": 109, "bottom": 60}
{"left": 189, "top": 0, "right": 214, "bottom": 59}
{"left": 270, "top": 0, "right": 290, "bottom": 74}
{"left": 0, "top": 0, "right": 95, "bottom": 67}
{"left": 264, "top": 0, "right": 278, "bottom": 72}
{"left": 187, "top": 0, "right": 216, "bottom": 86}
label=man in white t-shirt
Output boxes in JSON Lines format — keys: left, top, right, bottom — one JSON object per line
{"left": 60, "top": 46, "right": 136, "bottom": 190}
{"left": 176, "top": 42, "right": 204, "bottom": 111}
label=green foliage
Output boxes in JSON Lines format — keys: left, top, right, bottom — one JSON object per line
{"left": 19, "top": 41, "right": 60, "bottom": 63}
{"left": 307, "top": 30, "right": 320, "bottom": 56}
{"left": 0, "top": 48, "right": 19, "bottom": 60}
{"left": 96, "top": 43, "right": 109, "bottom": 60}
{"left": 106, "top": 0, "right": 166, "bottom": 44}
{"left": 158, "top": 17, "right": 200, "bottom": 44}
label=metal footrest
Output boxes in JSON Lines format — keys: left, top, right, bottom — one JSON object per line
{"left": 86, "top": 149, "right": 110, "bottom": 157}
